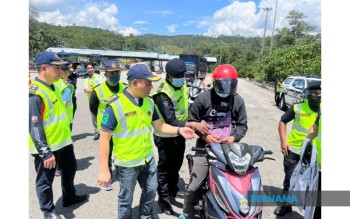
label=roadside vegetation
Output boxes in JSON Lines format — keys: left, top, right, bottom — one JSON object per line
{"left": 30, "top": 5, "right": 320, "bottom": 81}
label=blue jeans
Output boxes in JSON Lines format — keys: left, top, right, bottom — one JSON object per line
{"left": 116, "top": 157, "right": 157, "bottom": 219}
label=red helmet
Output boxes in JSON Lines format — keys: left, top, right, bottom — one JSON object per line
{"left": 212, "top": 64, "right": 238, "bottom": 97}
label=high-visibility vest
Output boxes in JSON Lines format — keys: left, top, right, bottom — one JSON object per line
{"left": 85, "top": 73, "right": 101, "bottom": 100}
{"left": 29, "top": 81, "right": 72, "bottom": 154}
{"left": 314, "top": 104, "right": 322, "bottom": 171}
{"left": 276, "top": 82, "right": 282, "bottom": 92}
{"left": 94, "top": 81, "right": 124, "bottom": 130}
{"left": 54, "top": 79, "right": 74, "bottom": 123}
{"left": 288, "top": 100, "right": 318, "bottom": 155}
{"left": 109, "top": 93, "right": 154, "bottom": 167}
{"left": 152, "top": 81, "right": 188, "bottom": 137}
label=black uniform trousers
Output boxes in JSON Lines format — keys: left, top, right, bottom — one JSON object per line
{"left": 154, "top": 135, "right": 185, "bottom": 198}
{"left": 34, "top": 144, "right": 77, "bottom": 213}
{"left": 283, "top": 151, "right": 300, "bottom": 191}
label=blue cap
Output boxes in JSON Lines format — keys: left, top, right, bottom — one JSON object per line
{"left": 60, "top": 64, "right": 70, "bottom": 71}
{"left": 104, "top": 60, "right": 122, "bottom": 72}
{"left": 165, "top": 58, "right": 186, "bottom": 76}
{"left": 35, "top": 52, "right": 68, "bottom": 66}
{"left": 127, "top": 64, "right": 161, "bottom": 81}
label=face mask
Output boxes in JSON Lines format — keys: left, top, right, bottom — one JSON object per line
{"left": 307, "top": 95, "right": 321, "bottom": 108}
{"left": 108, "top": 75, "right": 120, "bottom": 85}
{"left": 171, "top": 77, "right": 185, "bottom": 88}
{"left": 216, "top": 92, "right": 230, "bottom": 98}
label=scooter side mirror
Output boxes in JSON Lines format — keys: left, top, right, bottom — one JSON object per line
{"left": 187, "top": 82, "right": 192, "bottom": 87}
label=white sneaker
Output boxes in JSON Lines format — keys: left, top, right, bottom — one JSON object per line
{"left": 102, "top": 183, "right": 113, "bottom": 191}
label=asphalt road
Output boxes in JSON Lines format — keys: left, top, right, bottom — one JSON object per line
{"left": 29, "top": 71, "right": 303, "bottom": 219}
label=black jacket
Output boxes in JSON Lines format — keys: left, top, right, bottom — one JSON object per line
{"left": 189, "top": 90, "right": 248, "bottom": 148}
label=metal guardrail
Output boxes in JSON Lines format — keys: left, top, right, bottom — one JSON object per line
{"left": 246, "top": 78, "right": 275, "bottom": 92}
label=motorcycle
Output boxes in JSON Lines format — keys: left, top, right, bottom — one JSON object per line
{"left": 188, "top": 79, "right": 210, "bottom": 106}
{"left": 186, "top": 142, "right": 274, "bottom": 219}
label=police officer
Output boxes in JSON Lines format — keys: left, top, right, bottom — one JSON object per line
{"left": 29, "top": 52, "right": 88, "bottom": 219}
{"left": 275, "top": 77, "right": 283, "bottom": 105}
{"left": 274, "top": 81, "right": 321, "bottom": 216}
{"left": 181, "top": 64, "right": 248, "bottom": 219}
{"left": 67, "top": 58, "right": 79, "bottom": 119}
{"left": 97, "top": 64, "right": 198, "bottom": 219}
{"left": 152, "top": 58, "right": 211, "bottom": 215}
{"left": 89, "top": 60, "right": 125, "bottom": 190}
{"left": 83, "top": 62, "right": 104, "bottom": 140}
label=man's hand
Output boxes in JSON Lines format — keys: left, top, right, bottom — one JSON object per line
{"left": 202, "top": 134, "right": 221, "bottom": 143}
{"left": 43, "top": 155, "right": 56, "bottom": 169}
{"left": 179, "top": 127, "right": 199, "bottom": 139}
{"left": 83, "top": 87, "right": 93, "bottom": 93}
{"left": 98, "top": 170, "right": 111, "bottom": 188}
{"left": 221, "top": 136, "right": 235, "bottom": 144}
{"left": 280, "top": 142, "right": 290, "bottom": 156}
{"left": 193, "top": 121, "right": 212, "bottom": 135}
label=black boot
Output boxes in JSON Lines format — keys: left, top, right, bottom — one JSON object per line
{"left": 63, "top": 194, "right": 89, "bottom": 207}
{"left": 158, "top": 197, "right": 174, "bottom": 215}
{"left": 274, "top": 205, "right": 292, "bottom": 216}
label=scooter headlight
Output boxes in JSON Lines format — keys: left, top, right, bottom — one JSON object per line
{"left": 227, "top": 151, "right": 251, "bottom": 174}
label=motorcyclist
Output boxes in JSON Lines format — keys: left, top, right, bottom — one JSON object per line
{"left": 181, "top": 64, "right": 248, "bottom": 219}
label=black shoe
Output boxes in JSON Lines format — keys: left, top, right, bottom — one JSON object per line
{"left": 93, "top": 133, "right": 99, "bottom": 140}
{"left": 44, "top": 212, "right": 62, "bottom": 219}
{"left": 63, "top": 194, "right": 89, "bottom": 207}
{"left": 274, "top": 206, "right": 292, "bottom": 216}
{"left": 158, "top": 197, "right": 174, "bottom": 215}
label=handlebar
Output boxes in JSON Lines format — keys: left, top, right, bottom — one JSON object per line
{"left": 263, "top": 150, "right": 273, "bottom": 155}
{"left": 191, "top": 147, "right": 207, "bottom": 152}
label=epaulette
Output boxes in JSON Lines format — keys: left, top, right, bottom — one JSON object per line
{"left": 29, "top": 84, "right": 39, "bottom": 94}
{"left": 293, "top": 99, "right": 304, "bottom": 105}
{"left": 106, "top": 94, "right": 119, "bottom": 104}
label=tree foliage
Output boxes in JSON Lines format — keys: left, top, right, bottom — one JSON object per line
{"left": 29, "top": 6, "right": 321, "bottom": 81}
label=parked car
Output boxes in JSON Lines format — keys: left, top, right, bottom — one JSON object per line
{"left": 278, "top": 75, "right": 321, "bottom": 110}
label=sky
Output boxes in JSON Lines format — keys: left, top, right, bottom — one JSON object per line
{"left": 29, "top": 0, "right": 321, "bottom": 37}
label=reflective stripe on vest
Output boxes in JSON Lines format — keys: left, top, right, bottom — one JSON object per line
{"left": 54, "top": 79, "right": 74, "bottom": 123}
{"left": 29, "top": 81, "right": 72, "bottom": 154}
{"left": 153, "top": 81, "right": 188, "bottom": 137}
{"left": 85, "top": 74, "right": 101, "bottom": 100}
{"left": 95, "top": 81, "right": 124, "bottom": 130}
{"left": 287, "top": 101, "right": 317, "bottom": 155}
{"left": 110, "top": 94, "right": 155, "bottom": 167}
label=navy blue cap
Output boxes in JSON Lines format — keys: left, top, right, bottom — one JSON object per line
{"left": 307, "top": 80, "right": 321, "bottom": 90}
{"left": 104, "top": 60, "right": 122, "bottom": 72}
{"left": 165, "top": 58, "right": 186, "bottom": 76}
{"left": 127, "top": 64, "right": 161, "bottom": 81}
{"left": 35, "top": 52, "right": 68, "bottom": 65}
{"left": 60, "top": 64, "right": 70, "bottom": 71}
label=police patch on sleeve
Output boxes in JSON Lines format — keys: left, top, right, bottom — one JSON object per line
{"left": 29, "top": 84, "right": 39, "bottom": 94}
{"left": 101, "top": 113, "right": 110, "bottom": 125}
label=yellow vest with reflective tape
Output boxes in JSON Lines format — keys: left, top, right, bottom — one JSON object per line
{"left": 29, "top": 81, "right": 72, "bottom": 154}
{"left": 276, "top": 82, "right": 282, "bottom": 92}
{"left": 152, "top": 81, "right": 188, "bottom": 137}
{"left": 85, "top": 74, "right": 101, "bottom": 100}
{"left": 288, "top": 100, "right": 318, "bottom": 155}
{"left": 95, "top": 81, "right": 124, "bottom": 130}
{"left": 109, "top": 93, "right": 154, "bottom": 167}
{"left": 54, "top": 79, "right": 74, "bottom": 123}
{"left": 314, "top": 104, "right": 322, "bottom": 171}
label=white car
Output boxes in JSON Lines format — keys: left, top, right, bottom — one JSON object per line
{"left": 278, "top": 76, "right": 321, "bottom": 110}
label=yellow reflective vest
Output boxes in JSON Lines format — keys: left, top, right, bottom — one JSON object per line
{"left": 29, "top": 81, "right": 72, "bottom": 154}
{"left": 314, "top": 104, "right": 322, "bottom": 171}
{"left": 152, "top": 81, "right": 188, "bottom": 137}
{"left": 109, "top": 93, "right": 154, "bottom": 167}
{"left": 54, "top": 79, "right": 74, "bottom": 123}
{"left": 288, "top": 100, "right": 318, "bottom": 155}
{"left": 94, "top": 81, "right": 124, "bottom": 130}
{"left": 85, "top": 73, "right": 101, "bottom": 100}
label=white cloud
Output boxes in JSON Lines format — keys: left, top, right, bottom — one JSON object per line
{"left": 166, "top": 24, "right": 178, "bottom": 33}
{"left": 31, "top": 0, "right": 140, "bottom": 36}
{"left": 201, "top": 0, "right": 321, "bottom": 37}
{"left": 30, "top": 0, "right": 64, "bottom": 11}
{"left": 134, "top": 21, "right": 148, "bottom": 25}
{"left": 147, "top": 10, "right": 174, "bottom": 16}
